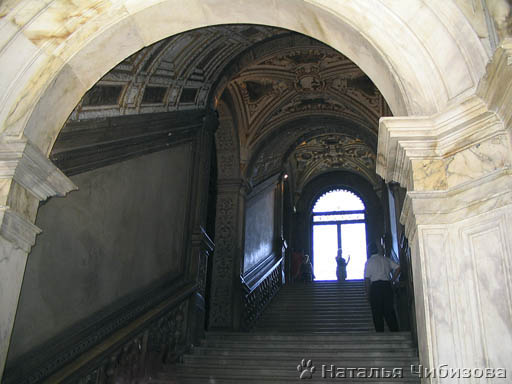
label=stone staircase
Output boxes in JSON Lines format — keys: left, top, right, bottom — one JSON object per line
{"left": 155, "top": 280, "right": 419, "bottom": 383}
{"left": 253, "top": 280, "right": 374, "bottom": 333}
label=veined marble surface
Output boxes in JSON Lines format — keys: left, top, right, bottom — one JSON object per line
{"left": 0, "top": 1, "right": 506, "bottom": 381}
{"left": 0, "top": 0, "right": 488, "bottom": 155}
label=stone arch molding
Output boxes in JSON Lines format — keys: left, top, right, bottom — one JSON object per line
{"left": 1, "top": 0, "right": 489, "bottom": 156}
{"left": 0, "top": 0, "right": 498, "bottom": 378}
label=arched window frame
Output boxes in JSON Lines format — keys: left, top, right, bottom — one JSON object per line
{"left": 312, "top": 189, "right": 366, "bottom": 228}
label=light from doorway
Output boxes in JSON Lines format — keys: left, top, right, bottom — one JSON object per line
{"left": 312, "top": 189, "right": 367, "bottom": 281}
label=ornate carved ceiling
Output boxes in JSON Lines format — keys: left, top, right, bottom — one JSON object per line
{"left": 289, "top": 133, "right": 378, "bottom": 191}
{"left": 60, "top": 24, "right": 390, "bottom": 194}
{"left": 248, "top": 119, "right": 378, "bottom": 190}
{"left": 68, "top": 25, "right": 288, "bottom": 120}
{"left": 225, "top": 37, "right": 388, "bottom": 152}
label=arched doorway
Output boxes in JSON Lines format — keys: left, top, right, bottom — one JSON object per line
{"left": 312, "top": 189, "right": 367, "bottom": 281}
{"left": 1, "top": 1, "right": 509, "bottom": 382}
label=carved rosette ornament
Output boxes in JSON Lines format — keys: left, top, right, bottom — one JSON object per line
{"left": 294, "top": 65, "right": 325, "bottom": 93}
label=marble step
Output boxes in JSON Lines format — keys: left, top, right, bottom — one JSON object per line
{"left": 254, "top": 315, "right": 373, "bottom": 321}
{"left": 191, "top": 347, "right": 417, "bottom": 358}
{"left": 181, "top": 354, "right": 419, "bottom": 367}
{"left": 258, "top": 308, "right": 372, "bottom": 315}
{"left": 154, "top": 376, "right": 420, "bottom": 384}
{"left": 205, "top": 331, "right": 412, "bottom": 341}
{"left": 165, "top": 366, "right": 420, "bottom": 380}
{"left": 251, "top": 328, "right": 375, "bottom": 333}
{"left": 260, "top": 310, "right": 371, "bottom": 316}
{"left": 155, "top": 369, "right": 421, "bottom": 384}
{"left": 200, "top": 340, "right": 414, "bottom": 349}
{"left": 159, "top": 281, "right": 417, "bottom": 383}
{"left": 264, "top": 297, "right": 369, "bottom": 302}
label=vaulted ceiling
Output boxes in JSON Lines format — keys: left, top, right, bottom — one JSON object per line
{"left": 68, "top": 25, "right": 288, "bottom": 120}
{"left": 57, "top": 25, "right": 390, "bottom": 193}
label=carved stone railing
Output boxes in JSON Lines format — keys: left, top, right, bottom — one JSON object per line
{"left": 70, "top": 298, "right": 188, "bottom": 384}
{"left": 188, "top": 227, "right": 214, "bottom": 345}
{"left": 241, "top": 257, "right": 283, "bottom": 330}
{"left": 198, "top": 228, "right": 214, "bottom": 299}
{"left": 4, "top": 283, "right": 196, "bottom": 384}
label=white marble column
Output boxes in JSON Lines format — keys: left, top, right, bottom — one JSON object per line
{"left": 377, "top": 90, "right": 512, "bottom": 382}
{"left": 0, "top": 138, "right": 75, "bottom": 379}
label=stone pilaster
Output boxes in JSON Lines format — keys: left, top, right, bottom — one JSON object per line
{"left": 185, "top": 110, "right": 217, "bottom": 284}
{"left": 0, "top": 138, "right": 76, "bottom": 379}
{"left": 208, "top": 178, "right": 247, "bottom": 330}
{"left": 184, "top": 111, "right": 217, "bottom": 344}
{"left": 377, "top": 94, "right": 512, "bottom": 382}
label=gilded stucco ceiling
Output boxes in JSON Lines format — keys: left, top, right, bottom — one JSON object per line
{"left": 226, "top": 40, "right": 387, "bottom": 151}
{"left": 289, "top": 133, "right": 378, "bottom": 190}
{"left": 247, "top": 119, "right": 379, "bottom": 190}
{"left": 62, "top": 24, "right": 390, "bottom": 192}
{"left": 68, "top": 25, "right": 288, "bottom": 120}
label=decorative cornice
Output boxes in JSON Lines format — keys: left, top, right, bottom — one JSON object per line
{"left": 400, "top": 169, "right": 512, "bottom": 240}
{"left": 247, "top": 172, "right": 280, "bottom": 199}
{"left": 376, "top": 96, "right": 505, "bottom": 191}
{"left": 217, "top": 177, "right": 251, "bottom": 196}
{"left": 0, "top": 138, "right": 76, "bottom": 201}
{"left": 0, "top": 208, "right": 41, "bottom": 252}
{"left": 477, "top": 38, "right": 512, "bottom": 131}
{"left": 53, "top": 110, "right": 204, "bottom": 175}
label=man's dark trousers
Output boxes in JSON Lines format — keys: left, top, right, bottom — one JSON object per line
{"left": 370, "top": 280, "right": 399, "bottom": 332}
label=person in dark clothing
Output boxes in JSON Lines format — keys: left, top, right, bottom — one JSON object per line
{"left": 364, "top": 242, "right": 400, "bottom": 332}
{"left": 300, "top": 254, "right": 314, "bottom": 282}
{"left": 335, "top": 248, "right": 350, "bottom": 281}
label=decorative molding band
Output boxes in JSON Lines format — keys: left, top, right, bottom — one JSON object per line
{"left": 377, "top": 96, "right": 506, "bottom": 191}
{"left": 0, "top": 138, "right": 76, "bottom": 201}
{"left": 478, "top": 38, "right": 512, "bottom": 131}
{"left": 0, "top": 208, "right": 41, "bottom": 252}
{"left": 51, "top": 110, "right": 205, "bottom": 176}
{"left": 2, "top": 275, "right": 193, "bottom": 384}
{"left": 217, "top": 177, "right": 250, "bottom": 195}
{"left": 246, "top": 172, "right": 280, "bottom": 200}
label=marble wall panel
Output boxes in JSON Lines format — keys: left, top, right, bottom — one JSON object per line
{"left": 0, "top": 237, "right": 29, "bottom": 381}
{"left": 445, "top": 134, "right": 511, "bottom": 189}
{"left": 411, "top": 204, "right": 512, "bottom": 382}
{"left": 459, "top": 209, "right": 512, "bottom": 370}
{"left": 418, "top": 227, "right": 460, "bottom": 372}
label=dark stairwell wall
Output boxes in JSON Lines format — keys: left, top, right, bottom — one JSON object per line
{"left": 7, "top": 145, "right": 193, "bottom": 365}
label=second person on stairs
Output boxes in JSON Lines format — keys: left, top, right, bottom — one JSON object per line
{"left": 300, "top": 254, "right": 314, "bottom": 282}
{"left": 364, "top": 241, "right": 400, "bottom": 332}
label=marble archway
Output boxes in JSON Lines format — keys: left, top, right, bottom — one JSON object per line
{"left": 1, "top": 0, "right": 488, "bottom": 156}
{"left": 1, "top": 1, "right": 510, "bottom": 381}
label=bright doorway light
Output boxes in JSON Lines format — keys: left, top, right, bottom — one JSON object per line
{"left": 312, "top": 189, "right": 367, "bottom": 280}
{"left": 313, "top": 225, "right": 338, "bottom": 280}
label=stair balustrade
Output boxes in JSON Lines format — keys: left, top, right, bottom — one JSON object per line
{"left": 241, "top": 257, "right": 283, "bottom": 330}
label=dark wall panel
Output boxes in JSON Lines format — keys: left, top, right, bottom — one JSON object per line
{"left": 8, "top": 145, "right": 192, "bottom": 361}
{"left": 243, "top": 186, "right": 275, "bottom": 273}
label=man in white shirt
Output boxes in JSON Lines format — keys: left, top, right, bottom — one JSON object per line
{"left": 364, "top": 242, "right": 400, "bottom": 332}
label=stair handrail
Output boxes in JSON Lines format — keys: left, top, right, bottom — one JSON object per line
{"left": 3, "top": 281, "right": 199, "bottom": 384}
{"left": 241, "top": 257, "right": 283, "bottom": 296}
